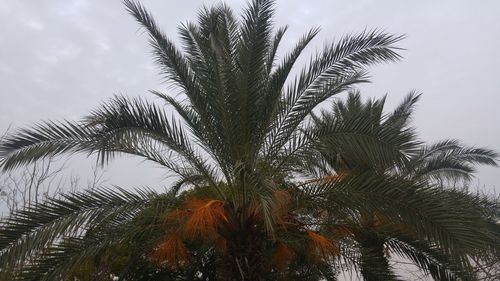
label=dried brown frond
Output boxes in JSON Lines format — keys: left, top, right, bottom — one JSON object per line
{"left": 272, "top": 241, "right": 295, "bottom": 272}
{"left": 330, "top": 224, "right": 353, "bottom": 239}
{"left": 321, "top": 171, "right": 349, "bottom": 183}
{"left": 182, "top": 199, "right": 228, "bottom": 240}
{"left": 391, "top": 223, "right": 416, "bottom": 236}
{"left": 163, "top": 208, "right": 189, "bottom": 225}
{"left": 272, "top": 189, "right": 291, "bottom": 227}
{"left": 214, "top": 235, "right": 227, "bottom": 253}
{"left": 372, "top": 213, "right": 389, "bottom": 227}
{"left": 150, "top": 233, "right": 189, "bottom": 269}
{"left": 307, "top": 230, "right": 339, "bottom": 259}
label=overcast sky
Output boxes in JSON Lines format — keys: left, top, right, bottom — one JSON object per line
{"left": 0, "top": 0, "right": 499, "bottom": 193}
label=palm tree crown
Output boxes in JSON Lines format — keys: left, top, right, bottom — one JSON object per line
{"left": 0, "top": 0, "right": 498, "bottom": 280}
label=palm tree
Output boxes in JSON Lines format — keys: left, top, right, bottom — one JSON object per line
{"left": 310, "top": 91, "right": 499, "bottom": 280}
{"left": 0, "top": 0, "right": 497, "bottom": 280}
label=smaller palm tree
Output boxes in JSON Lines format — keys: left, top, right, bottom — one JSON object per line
{"left": 309, "top": 90, "right": 499, "bottom": 280}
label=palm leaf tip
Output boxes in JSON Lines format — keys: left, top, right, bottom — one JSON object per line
{"left": 0, "top": 120, "right": 94, "bottom": 171}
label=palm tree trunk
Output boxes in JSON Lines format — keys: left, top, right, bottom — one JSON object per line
{"left": 359, "top": 236, "right": 397, "bottom": 281}
{"left": 218, "top": 217, "right": 269, "bottom": 280}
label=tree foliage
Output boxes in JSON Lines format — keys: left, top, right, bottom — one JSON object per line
{"left": 0, "top": 0, "right": 498, "bottom": 280}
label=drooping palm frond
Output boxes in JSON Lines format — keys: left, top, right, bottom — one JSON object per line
{"left": 410, "top": 139, "right": 499, "bottom": 183}
{"left": 0, "top": 96, "right": 222, "bottom": 195}
{"left": 386, "top": 236, "right": 465, "bottom": 281}
{"left": 0, "top": 187, "right": 163, "bottom": 279}
{"left": 299, "top": 171, "right": 500, "bottom": 276}
{"left": 85, "top": 96, "right": 224, "bottom": 188}
{"left": 15, "top": 199, "right": 178, "bottom": 281}
{"left": 15, "top": 236, "right": 114, "bottom": 281}
{"left": 0, "top": 120, "right": 99, "bottom": 170}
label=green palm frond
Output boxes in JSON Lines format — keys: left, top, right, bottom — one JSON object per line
{"left": 0, "top": 96, "right": 222, "bottom": 192}
{"left": 269, "top": 27, "right": 320, "bottom": 89}
{"left": 386, "top": 237, "right": 466, "bottom": 281}
{"left": 411, "top": 139, "right": 498, "bottom": 182}
{"left": 238, "top": 0, "right": 275, "bottom": 94}
{"left": 15, "top": 236, "right": 110, "bottom": 281}
{"left": 385, "top": 90, "right": 421, "bottom": 130}
{"left": 86, "top": 95, "right": 221, "bottom": 183}
{"left": 310, "top": 91, "right": 420, "bottom": 173}
{"left": 267, "top": 25, "right": 288, "bottom": 73}
{"left": 306, "top": 91, "right": 499, "bottom": 280}
{"left": 0, "top": 121, "right": 101, "bottom": 170}
{"left": 314, "top": 113, "right": 417, "bottom": 172}
{"left": 358, "top": 244, "right": 401, "bottom": 281}
{"left": 265, "top": 30, "right": 403, "bottom": 159}
{"left": 260, "top": 27, "right": 320, "bottom": 152}
{"left": 6, "top": 192, "right": 175, "bottom": 281}
{"left": 124, "top": 0, "right": 195, "bottom": 91}
{"left": 0, "top": 187, "right": 160, "bottom": 274}
{"left": 303, "top": 173, "right": 499, "bottom": 263}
